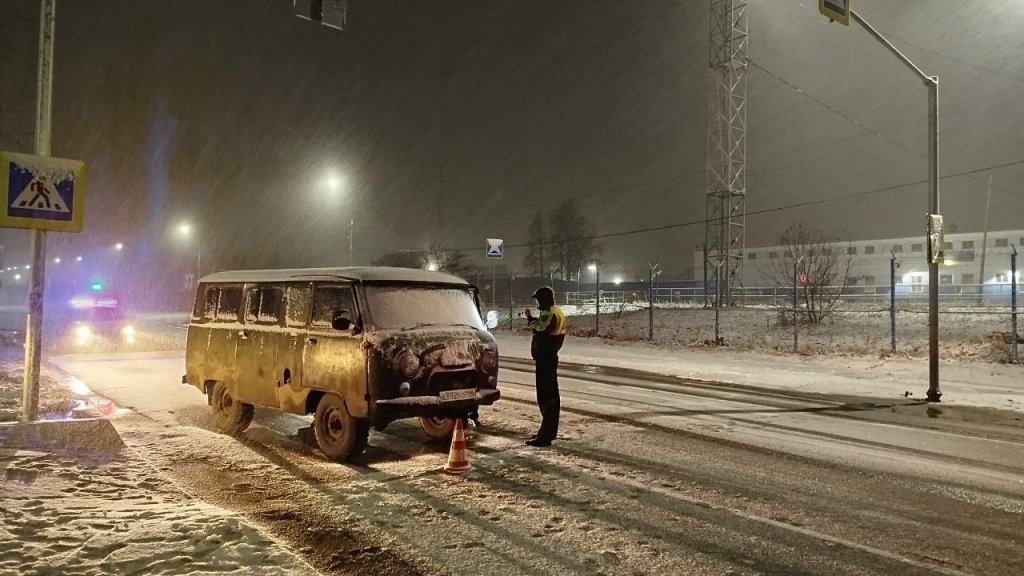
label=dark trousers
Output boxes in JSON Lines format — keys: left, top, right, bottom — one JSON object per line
{"left": 534, "top": 353, "right": 560, "bottom": 441}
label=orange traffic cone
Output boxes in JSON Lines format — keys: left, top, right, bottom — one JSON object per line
{"left": 443, "top": 419, "right": 471, "bottom": 474}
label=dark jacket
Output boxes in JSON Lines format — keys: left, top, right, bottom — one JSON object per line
{"left": 528, "top": 304, "right": 567, "bottom": 359}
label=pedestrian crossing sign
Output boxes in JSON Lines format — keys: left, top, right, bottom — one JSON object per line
{"left": 486, "top": 238, "right": 504, "bottom": 260}
{"left": 0, "top": 151, "right": 85, "bottom": 232}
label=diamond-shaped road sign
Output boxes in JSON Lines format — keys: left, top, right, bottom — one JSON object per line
{"left": 486, "top": 238, "right": 504, "bottom": 260}
{"left": 0, "top": 151, "right": 85, "bottom": 232}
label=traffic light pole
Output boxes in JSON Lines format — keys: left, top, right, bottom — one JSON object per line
{"left": 22, "top": 0, "right": 56, "bottom": 422}
{"left": 851, "top": 10, "right": 941, "bottom": 401}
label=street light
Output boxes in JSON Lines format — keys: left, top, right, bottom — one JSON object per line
{"left": 114, "top": 242, "right": 123, "bottom": 251}
{"left": 324, "top": 172, "right": 354, "bottom": 266}
{"left": 178, "top": 221, "right": 201, "bottom": 281}
{"left": 589, "top": 262, "right": 600, "bottom": 336}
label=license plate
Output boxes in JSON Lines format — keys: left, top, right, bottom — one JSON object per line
{"left": 439, "top": 388, "right": 476, "bottom": 402}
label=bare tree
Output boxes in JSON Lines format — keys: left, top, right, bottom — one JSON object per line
{"left": 762, "top": 223, "right": 855, "bottom": 324}
{"left": 547, "top": 199, "right": 598, "bottom": 281}
{"left": 420, "top": 242, "right": 476, "bottom": 278}
{"left": 522, "top": 210, "right": 547, "bottom": 277}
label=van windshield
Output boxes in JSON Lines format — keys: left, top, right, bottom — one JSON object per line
{"left": 363, "top": 286, "right": 484, "bottom": 331}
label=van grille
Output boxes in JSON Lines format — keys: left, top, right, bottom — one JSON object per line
{"left": 428, "top": 370, "right": 476, "bottom": 395}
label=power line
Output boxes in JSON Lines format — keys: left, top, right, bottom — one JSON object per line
{"left": 449, "top": 157, "right": 1024, "bottom": 252}
{"left": 885, "top": 32, "right": 1024, "bottom": 87}
{"left": 748, "top": 57, "right": 1023, "bottom": 205}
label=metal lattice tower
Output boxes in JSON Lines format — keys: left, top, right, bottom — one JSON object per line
{"left": 704, "top": 0, "right": 747, "bottom": 306}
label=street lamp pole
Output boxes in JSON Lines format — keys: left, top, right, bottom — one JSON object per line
{"left": 850, "top": 9, "right": 941, "bottom": 402}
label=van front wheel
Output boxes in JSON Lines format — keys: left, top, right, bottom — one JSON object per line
{"left": 419, "top": 416, "right": 456, "bottom": 440}
{"left": 211, "top": 381, "right": 254, "bottom": 435}
{"left": 313, "top": 394, "right": 369, "bottom": 461}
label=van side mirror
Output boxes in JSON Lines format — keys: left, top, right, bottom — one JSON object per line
{"left": 485, "top": 310, "right": 499, "bottom": 330}
{"left": 331, "top": 308, "right": 355, "bottom": 331}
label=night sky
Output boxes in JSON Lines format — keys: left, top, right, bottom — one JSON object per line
{"left": 1, "top": 0, "right": 1022, "bottom": 294}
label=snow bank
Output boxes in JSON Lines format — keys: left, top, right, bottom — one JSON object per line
{"left": 494, "top": 333, "right": 1024, "bottom": 413}
{"left": 0, "top": 445, "right": 316, "bottom": 575}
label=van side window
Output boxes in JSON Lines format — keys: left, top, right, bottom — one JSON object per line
{"left": 215, "top": 287, "right": 242, "bottom": 321}
{"left": 246, "top": 287, "right": 283, "bottom": 325}
{"left": 285, "top": 286, "right": 311, "bottom": 328}
{"left": 196, "top": 286, "right": 215, "bottom": 320}
{"left": 311, "top": 287, "right": 356, "bottom": 328}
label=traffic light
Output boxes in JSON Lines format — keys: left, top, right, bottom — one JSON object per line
{"left": 294, "top": 0, "right": 348, "bottom": 31}
{"left": 90, "top": 281, "right": 104, "bottom": 292}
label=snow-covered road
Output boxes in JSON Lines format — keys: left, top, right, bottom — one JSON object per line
{"left": 39, "top": 348, "right": 1024, "bottom": 576}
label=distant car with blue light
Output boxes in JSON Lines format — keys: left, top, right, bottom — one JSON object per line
{"left": 65, "top": 294, "right": 136, "bottom": 347}
{"left": 51, "top": 281, "right": 137, "bottom": 349}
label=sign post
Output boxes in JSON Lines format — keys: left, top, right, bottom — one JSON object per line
{"left": 4, "top": 0, "right": 86, "bottom": 422}
{"left": 486, "top": 239, "right": 503, "bottom": 309}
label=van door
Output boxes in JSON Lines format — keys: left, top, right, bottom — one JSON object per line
{"left": 234, "top": 285, "right": 283, "bottom": 408}
{"left": 276, "top": 283, "right": 311, "bottom": 413}
{"left": 302, "top": 284, "right": 367, "bottom": 418}
{"left": 194, "top": 284, "right": 243, "bottom": 388}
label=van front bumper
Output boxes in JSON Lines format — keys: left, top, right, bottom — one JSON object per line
{"left": 375, "top": 388, "right": 499, "bottom": 408}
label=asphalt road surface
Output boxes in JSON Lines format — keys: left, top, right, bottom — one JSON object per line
{"left": 51, "top": 351, "right": 1024, "bottom": 576}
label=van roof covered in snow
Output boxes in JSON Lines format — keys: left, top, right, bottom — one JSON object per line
{"left": 199, "top": 266, "right": 471, "bottom": 286}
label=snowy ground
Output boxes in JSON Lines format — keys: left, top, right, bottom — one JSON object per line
{"left": 1, "top": 315, "right": 1021, "bottom": 575}
{"left": 0, "top": 445, "right": 316, "bottom": 575}
{"left": 0, "top": 357, "right": 317, "bottom": 575}
{"left": 492, "top": 333, "right": 1024, "bottom": 413}
{"left": 499, "top": 303, "right": 1021, "bottom": 363}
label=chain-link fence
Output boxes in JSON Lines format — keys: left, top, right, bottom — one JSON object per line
{"left": 499, "top": 252, "right": 1021, "bottom": 363}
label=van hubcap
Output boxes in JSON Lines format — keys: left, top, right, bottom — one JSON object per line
{"left": 324, "top": 407, "right": 346, "bottom": 441}
{"left": 216, "top": 389, "right": 233, "bottom": 414}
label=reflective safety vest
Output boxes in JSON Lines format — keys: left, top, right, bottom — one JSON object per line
{"left": 530, "top": 304, "right": 567, "bottom": 359}
{"left": 532, "top": 305, "right": 567, "bottom": 336}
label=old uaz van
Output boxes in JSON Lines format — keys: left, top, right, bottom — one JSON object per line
{"left": 183, "top": 267, "right": 500, "bottom": 461}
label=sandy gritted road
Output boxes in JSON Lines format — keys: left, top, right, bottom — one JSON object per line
{"left": 48, "top": 350, "right": 1024, "bottom": 576}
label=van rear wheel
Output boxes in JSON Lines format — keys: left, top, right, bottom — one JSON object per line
{"left": 211, "top": 381, "right": 254, "bottom": 435}
{"left": 313, "top": 394, "right": 369, "bottom": 461}
{"left": 419, "top": 416, "right": 456, "bottom": 440}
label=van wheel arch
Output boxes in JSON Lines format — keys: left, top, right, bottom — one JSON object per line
{"left": 203, "top": 380, "right": 219, "bottom": 402}
{"left": 305, "top": 390, "right": 325, "bottom": 415}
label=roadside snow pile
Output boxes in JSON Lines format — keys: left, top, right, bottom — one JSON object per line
{"left": 0, "top": 357, "right": 81, "bottom": 423}
{"left": 0, "top": 447, "right": 315, "bottom": 575}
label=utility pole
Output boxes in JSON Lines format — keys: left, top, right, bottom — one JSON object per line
{"left": 977, "top": 174, "right": 992, "bottom": 305}
{"left": 648, "top": 257, "right": 661, "bottom": 341}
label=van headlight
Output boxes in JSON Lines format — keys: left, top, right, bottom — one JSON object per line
{"left": 122, "top": 325, "right": 136, "bottom": 344}
{"left": 74, "top": 325, "right": 91, "bottom": 345}
{"left": 479, "top": 348, "right": 497, "bottom": 372}
{"left": 396, "top": 349, "right": 420, "bottom": 378}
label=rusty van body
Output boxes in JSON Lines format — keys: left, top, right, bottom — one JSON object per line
{"left": 182, "top": 267, "right": 500, "bottom": 461}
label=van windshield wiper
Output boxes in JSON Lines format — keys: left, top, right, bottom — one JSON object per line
{"left": 403, "top": 322, "right": 479, "bottom": 331}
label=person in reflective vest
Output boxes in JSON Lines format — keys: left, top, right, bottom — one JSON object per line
{"left": 524, "top": 286, "right": 567, "bottom": 447}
